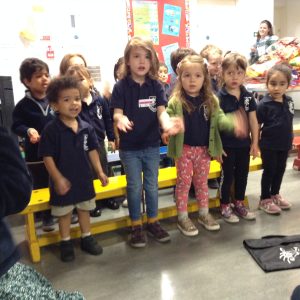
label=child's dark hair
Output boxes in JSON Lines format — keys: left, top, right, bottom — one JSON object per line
{"left": 47, "top": 76, "right": 81, "bottom": 104}
{"left": 170, "top": 48, "right": 197, "bottom": 74}
{"left": 113, "top": 57, "right": 124, "bottom": 82}
{"left": 266, "top": 63, "right": 292, "bottom": 86}
{"left": 159, "top": 61, "right": 168, "bottom": 70}
{"left": 222, "top": 52, "right": 248, "bottom": 73}
{"left": 19, "top": 58, "right": 49, "bottom": 85}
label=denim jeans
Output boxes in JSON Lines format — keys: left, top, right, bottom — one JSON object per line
{"left": 119, "top": 146, "right": 160, "bottom": 221}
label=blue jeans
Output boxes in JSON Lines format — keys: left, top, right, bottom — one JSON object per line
{"left": 119, "top": 146, "right": 160, "bottom": 221}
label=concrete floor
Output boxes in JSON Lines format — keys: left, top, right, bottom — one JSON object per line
{"left": 8, "top": 154, "right": 300, "bottom": 300}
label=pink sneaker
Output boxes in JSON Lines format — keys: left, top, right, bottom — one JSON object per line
{"left": 259, "top": 198, "right": 281, "bottom": 215}
{"left": 271, "top": 194, "right": 292, "bottom": 210}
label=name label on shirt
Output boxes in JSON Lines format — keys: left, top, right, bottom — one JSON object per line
{"left": 138, "top": 96, "right": 157, "bottom": 112}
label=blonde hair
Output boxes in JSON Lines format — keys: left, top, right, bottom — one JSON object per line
{"left": 119, "top": 36, "right": 159, "bottom": 80}
{"left": 171, "top": 55, "right": 215, "bottom": 115}
{"left": 200, "top": 44, "right": 223, "bottom": 61}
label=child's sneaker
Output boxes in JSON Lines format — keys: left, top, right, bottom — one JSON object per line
{"left": 42, "top": 215, "right": 55, "bottom": 232}
{"left": 60, "top": 240, "right": 75, "bottom": 262}
{"left": 147, "top": 222, "right": 170, "bottom": 242}
{"left": 177, "top": 217, "right": 199, "bottom": 236}
{"left": 259, "top": 198, "right": 281, "bottom": 214}
{"left": 271, "top": 194, "right": 292, "bottom": 210}
{"left": 129, "top": 225, "right": 146, "bottom": 248}
{"left": 233, "top": 200, "right": 256, "bottom": 220}
{"left": 221, "top": 204, "right": 239, "bottom": 223}
{"left": 80, "top": 235, "right": 103, "bottom": 255}
{"left": 198, "top": 213, "right": 220, "bottom": 231}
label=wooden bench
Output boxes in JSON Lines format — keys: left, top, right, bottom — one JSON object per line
{"left": 20, "top": 157, "right": 262, "bottom": 263}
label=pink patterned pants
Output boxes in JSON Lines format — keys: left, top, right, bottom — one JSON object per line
{"left": 175, "top": 145, "right": 211, "bottom": 213}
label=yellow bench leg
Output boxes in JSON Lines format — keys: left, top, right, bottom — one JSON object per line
{"left": 25, "top": 212, "right": 41, "bottom": 263}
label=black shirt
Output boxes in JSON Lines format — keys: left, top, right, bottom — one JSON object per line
{"left": 257, "top": 93, "right": 294, "bottom": 151}
{"left": 183, "top": 93, "right": 210, "bottom": 146}
{"left": 39, "top": 117, "right": 99, "bottom": 206}
{"left": 218, "top": 85, "right": 257, "bottom": 148}
{"left": 110, "top": 76, "right": 167, "bottom": 150}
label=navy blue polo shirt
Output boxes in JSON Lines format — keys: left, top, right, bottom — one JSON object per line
{"left": 110, "top": 76, "right": 167, "bottom": 150}
{"left": 39, "top": 117, "right": 99, "bottom": 206}
{"left": 217, "top": 85, "right": 256, "bottom": 148}
{"left": 183, "top": 93, "right": 209, "bottom": 146}
{"left": 80, "top": 92, "right": 115, "bottom": 143}
{"left": 257, "top": 94, "right": 294, "bottom": 151}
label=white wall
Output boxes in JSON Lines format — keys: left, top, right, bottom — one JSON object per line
{"left": 0, "top": 0, "right": 276, "bottom": 103}
{"left": 190, "top": 0, "right": 274, "bottom": 56}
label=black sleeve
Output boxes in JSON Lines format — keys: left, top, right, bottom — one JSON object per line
{"left": 0, "top": 127, "right": 32, "bottom": 218}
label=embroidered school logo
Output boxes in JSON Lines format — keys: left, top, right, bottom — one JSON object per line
{"left": 279, "top": 246, "right": 300, "bottom": 264}
{"left": 97, "top": 105, "right": 103, "bottom": 119}
{"left": 288, "top": 100, "right": 295, "bottom": 115}
{"left": 83, "top": 134, "right": 89, "bottom": 151}
{"left": 138, "top": 96, "right": 157, "bottom": 112}
{"left": 244, "top": 97, "right": 251, "bottom": 112}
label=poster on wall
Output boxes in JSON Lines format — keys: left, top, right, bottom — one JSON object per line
{"left": 126, "top": 0, "right": 190, "bottom": 74}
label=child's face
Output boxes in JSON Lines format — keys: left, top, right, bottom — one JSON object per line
{"left": 52, "top": 88, "right": 82, "bottom": 120}
{"left": 223, "top": 65, "right": 245, "bottom": 91}
{"left": 258, "top": 23, "right": 269, "bottom": 38}
{"left": 158, "top": 66, "right": 168, "bottom": 84}
{"left": 207, "top": 54, "right": 222, "bottom": 77}
{"left": 127, "top": 47, "right": 151, "bottom": 82}
{"left": 267, "top": 71, "right": 289, "bottom": 101}
{"left": 24, "top": 69, "right": 50, "bottom": 98}
{"left": 180, "top": 62, "right": 204, "bottom": 97}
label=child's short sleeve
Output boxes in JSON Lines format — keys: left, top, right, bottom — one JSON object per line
{"left": 87, "top": 126, "right": 100, "bottom": 151}
{"left": 38, "top": 124, "right": 56, "bottom": 158}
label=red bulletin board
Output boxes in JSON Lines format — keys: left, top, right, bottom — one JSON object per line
{"left": 126, "top": 0, "right": 190, "bottom": 72}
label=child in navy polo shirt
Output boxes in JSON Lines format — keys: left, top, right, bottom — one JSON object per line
{"left": 257, "top": 63, "right": 293, "bottom": 214}
{"left": 218, "top": 52, "right": 259, "bottom": 223}
{"left": 11, "top": 58, "right": 55, "bottom": 232}
{"left": 66, "top": 65, "right": 119, "bottom": 214}
{"left": 39, "top": 76, "right": 108, "bottom": 262}
{"left": 110, "top": 36, "right": 183, "bottom": 248}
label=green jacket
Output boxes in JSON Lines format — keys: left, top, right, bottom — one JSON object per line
{"left": 166, "top": 95, "right": 234, "bottom": 159}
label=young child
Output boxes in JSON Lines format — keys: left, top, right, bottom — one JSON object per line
{"left": 250, "top": 20, "right": 278, "bottom": 64}
{"left": 11, "top": 58, "right": 55, "bottom": 232}
{"left": 158, "top": 62, "right": 171, "bottom": 99}
{"left": 200, "top": 44, "right": 223, "bottom": 94}
{"left": 39, "top": 76, "right": 108, "bottom": 262}
{"left": 0, "top": 126, "right": 84, "bottom": 299}
{"left": 217, "top": 52, "right": 259, "bottom": 223}
{"left": 66, "top": 65, "right": 118, "bottom": 212}
{"left": 257, "top": 63, "right": 293, "bottom": 214}
{"left": 200, "top": 44, "right": 223, "bottom": 189}
{"left": 164, "top": 54, "right": 245, "bottom": 236}
{"left": 110, "top": 36, "right": 182, "bottom": 248}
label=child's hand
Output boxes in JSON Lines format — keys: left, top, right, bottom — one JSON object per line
{"left": 54, "top": 176, "right": 71, "bottom": 195}
{"left": 250, "top": 143, "right": 260, "bottom": 159}
{"left": 108, "top": 141, "right": 116, "bottom": 152}
{"left": 232, "top": 109, "right": 248, "bottom": 139}
{"left": 117, "top": 116, "right": 134, "bottom": 133}
{"left": 215, "top": 150, "right": 227, "bottom": 164}
{"left": 163, "top": 117, "right": 184, "bottom": 136}
{"left": 28, "top": 128, "right": 40, "bottom": 144}
{"left": 99, "top": 172, "right": 109, "bottom": 186}
{"left": 161, "top": 132, "right": 169, "bottom": 145}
